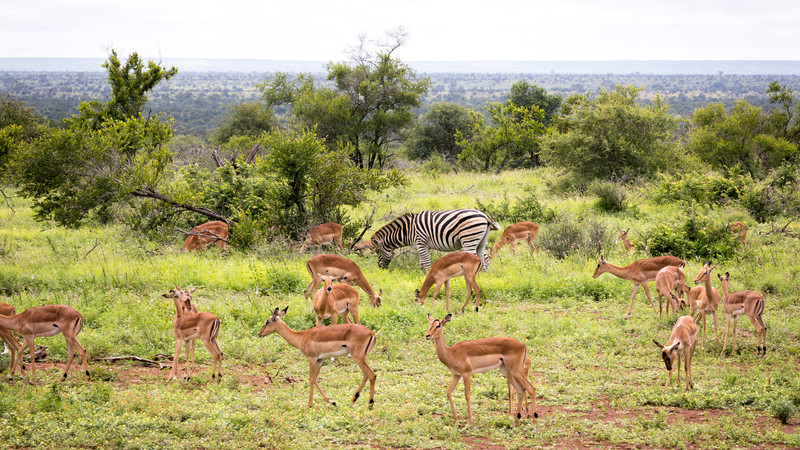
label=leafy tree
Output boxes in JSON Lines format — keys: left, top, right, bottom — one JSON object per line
{"left": 406, "top": 102, "right": 478, "bottom": 161}
{"left": 209, "top": 102, "right": 277, "bottom": 146}
{"left": 8, "top": 51, "right": 176, "bottom": 226}
{"left": 0, "top": 94, "right": 43, "bottom": 174}
{"left": 685, "top": 100, "right": 796, "bottom": 178}
{"left": 765, "top": 81, "right": 800, "bottom": 146}
{"left": 506, "top": 80, "right": 561, "bottom": 126}
{"left": 259, "top": 29, "right": 430, "bottom": 168}
{"left": 456, "top": 102, "right": 546, "bottom": 172}
{"left": 541, "top": 85, "right": 681, "bottom": 184}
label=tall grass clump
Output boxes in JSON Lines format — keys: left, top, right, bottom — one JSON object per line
{"left": 539, "top": 212, "right": 611, "bottom": 259}
{"left": 590, "top": 180, "right": 628, "bottom": 213}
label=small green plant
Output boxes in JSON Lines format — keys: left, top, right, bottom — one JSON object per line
{"left": 770, "top": 398, "right": 796, "bottom": 424}
{"left": 590, "top": 180, "right": 627, "bottom": 212}
{"left": 36, "top": 384, "right": 63, "bottom": 413}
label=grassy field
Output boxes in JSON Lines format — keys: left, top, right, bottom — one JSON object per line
{"left": 0, "top": 169, "right": 799, "bottom": 449}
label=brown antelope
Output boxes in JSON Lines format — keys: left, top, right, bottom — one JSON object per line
{"left": 592, "top": 255, "right": 685, "bottom": 317}
{"left": 490, "top": 222, "right": 539, "bottom": 257}
{"left": 312, "top": 275, "right": 360, "bottom": 326}
{"left": 654, "top": 264, "right": 688, "bottom": 322}
{"left": 299, "top": 222, "right": 343, "bottom": 253}
{"left": 258, "top": 307, "right": 377, "bottom": 408}
{"left": 654, "top": 315, "right": 699, "bottom": 392}
{"left": 718, "top": 272, "right": 766, "bottom": 355}
{"left": 162, "top": 287, "right": 223, "bottom": 381}
{"left": 414, "top": 251, "right": 483, "bottom": 313}
{"left": 0, "top": 303, "right": 21, "bottom": 375}
{"left": 181, "top": 220, "right": 229, "bottom": 251}
{"left": 729, "top": 221, "right": 747, "bottom": 247}
{"left": 349, "top": 240, "right": 374, "bottom": 256}
{"left": 0, "top": 304, "right": 89, "bottom": 381}
{"left": 425, "top": 314, "right": 537, "bottom": 427}
{"left": 305, "top": 254, "right": 382, "bottom": 307}
{"left": 687, "top": 262, "right": 722, "bottom": 348}
{"left": 615, "top": 228, "right": 635, "bottom": 254}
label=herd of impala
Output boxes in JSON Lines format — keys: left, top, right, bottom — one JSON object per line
{"left": 0, "top": 218, "right": 764, "bottom": 427}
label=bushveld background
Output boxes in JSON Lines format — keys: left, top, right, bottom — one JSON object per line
{"left": 1, "top": 167, "right": 799, "bottom": 449}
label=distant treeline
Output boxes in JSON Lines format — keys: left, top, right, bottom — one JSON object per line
{"left": 2, "top": 71, "right": 799, "bottom": 138}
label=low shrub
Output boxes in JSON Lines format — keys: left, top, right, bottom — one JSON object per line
{"left": 639, "top": 204, "right": 737, "bottom": 260}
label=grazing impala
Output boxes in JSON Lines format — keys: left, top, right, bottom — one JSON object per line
{"left": 728, "top": 221, "right": 748, "bottom": 247}
{"left": 349, "top": 240, "right": 374, "bottom": 256}
{"left": 615, "top": 229, "right": 636, "bottom": 254}
{"left": 299, "top": 222, "right": 343, "bottom": 253}
{"left": 718, "top": 272, "right": 766, "bottom": 355}
{"left": 0, "top": 303, "right": 21, "bottom": 375}
{"left": 654, "top": 315, "right": 699, "bottom": 392}
{"left": 258, "top": 307, "right": 377, "bottom": 408}
{"left": 490, "top": 222, "right": 539, "bottom": 257}
{"left": 687, "top": 262, "right": 722, "bottom": 348}
{"left": 305, "top": 254, "right": 382, "bottom": 307}
{"left": 592, "top": 255, "right": 684, "bottom": 317}
{"left": 312, "top": 275, "right": 361, "bottom": 326}
{"left": 0, "top": 304, "right": 89, "bottom": 381}
{"left": 425, "top": 313, "right": 537, "bottom": 427}
{"left": 415, "top": 252, "right": 483, "bottom": 313}
{"left": 654, "top": 265, "right": 688, "bottom": 322}
{"left": 181, "top": 220, "right": 229, "bottom": 251}
{"left": 162, "top": 287, "right": 223, "bottom": 381}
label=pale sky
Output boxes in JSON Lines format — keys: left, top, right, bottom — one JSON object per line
{"left": 1, "top": 0, "right": 798, "bottom": 62}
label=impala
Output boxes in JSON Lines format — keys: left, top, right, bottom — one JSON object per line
{"left": 299, "top": 222, "right": 343, "bottom": 253}
{"left": 0, "top": 304, "right": 89, "bottom": 381}
{"left": 592, "top": 255, "right": 684, "bottom": 317}
{"left": 312, "top": 275, "right": 361, "bottom": 326}
{"left": 415, "top": 251, "right": 483, "bottom": 313}
{"left": 728, "top": 221, "right": 748, "bottom": 247}
{"left": 687, "top": 262, "right": 722, "bottom": 348}
{"left": 615, "top": 228, "right": 635, "bottom": 254}
{"left": 653, "top": 265, "right": 688, "bottom": 322}
{"left": 162, "top": 287, "right": 223, "bottom": 381}
{"left": 718, "top": 272, "right": 766, "bottom": 355}
{"left": 181, "top": 220, "right": 229, "bottom": 251}
{"left": 349, "top": 240, "right": 374, "bottom": 256}
{"left": 425, "top": 313, "right": 537, "bottom": 427}
{"left": 0, "top": 303, "right": 21, "bottom": 375}
{"left": 490, "top": 222, "right": 539, "bottom": 257}
{"left": 654, "top": 315, "right": 698, "bottom": 392}
{"left": 305, "top": 254, "right": 382, "bottom": 307}
{"left": 258, "top": 307, "right": 377, "bottom": 408}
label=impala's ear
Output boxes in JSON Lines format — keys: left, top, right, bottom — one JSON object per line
{"left": 189, "top": 288, "right": 197, "bottom": 294}
{"left": 279, "top": 306, "right": 288, "bottom": 317}
{"left": 175, "top": 284, "right": 181, "bottom": 291}
{"left": 427, "top": 312, "right": 434, "bottom": 322}
{"left": 725, "top": 271, "right": 730, "bottom": 279}
{"left": 673, "top": 342, "right": 681, "bottom": 352}
{"left": 270, "top": 307, "right": 280, "bottom": 317}
{"left": 653, "top": 339, "right": 664, "bottom": 349}
{"left": 441, "top": 314, "right": 452, "bottom": 326}
{"left": 162, "top": 292, "right": 173, "bottom": 299}
{"left": 378, "top": 289, "right": 382, "bottom": 296}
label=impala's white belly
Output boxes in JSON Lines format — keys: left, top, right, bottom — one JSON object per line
{"left": 471, "top": 361, "right": 503, "bottom": 374}
{"left": 318, "top": 348, "right": 349, "bottom": 360}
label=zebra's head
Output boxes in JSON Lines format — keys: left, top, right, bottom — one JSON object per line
{"left": 371, "top": 234, "right": 394, "bottom": 269}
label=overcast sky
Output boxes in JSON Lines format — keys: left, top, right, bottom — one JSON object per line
{"left": 2, "top": 0, "right": 798, "bottom": 62}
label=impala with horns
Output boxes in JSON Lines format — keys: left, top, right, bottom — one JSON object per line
{"left": 258, "top": 307, "right": 377, "bottom": 408}
{"left": 0, "top": 304, "right": 89, "bottom": 381}
{"left": 162, "top": 287, "right": 223, "bottom": 381}
{"left": 425, "top": 313, "right": 537, "bottom": 427}
{"left": 592, "top": 255, "right": 684, "bottom": 318}
{"left": 415, "top": 251, "right": 483, "bottom": 313}
{"left": 654, "top": 264, "right": 689, "bottom": 323}
{"left": 299, "top": 222, "right": 343, "bottom": 253}
{"left": 718, "top": 272, "right": 766, "bottom": 355}
{"left": 0, "top": 303, "right": 21, "bottom": 375}
{"left": 181, "top": 220, "right": 229, "bottom": 252}
{"left": 313, "top": 275, "right": 361, "bottom": 326}
{"left": 687, "top": 262, "right": 722, "bottom": 348}
{"left": 654, "top": 315, "right": 698, "bottom": 392}
{"left": 305, "top": 254, "right": 382, "bottom": 307}
{"left": 490, "top": 221, "right": 539, "bottom": 257}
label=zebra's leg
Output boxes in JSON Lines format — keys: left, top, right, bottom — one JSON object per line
{"left": 416, "top": 240, "right": 432, "bottom": 272}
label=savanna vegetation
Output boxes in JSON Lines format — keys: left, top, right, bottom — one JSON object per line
{"left": 1, "top": 35, "right": 800, "bottom": 448}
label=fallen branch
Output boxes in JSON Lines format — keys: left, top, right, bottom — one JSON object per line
{"left": 94, "top": 355, "right": 168, "bottom": 369}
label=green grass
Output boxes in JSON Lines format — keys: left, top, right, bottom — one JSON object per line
{"left": 0, "top": 169, "right": 799, "bottom": 448}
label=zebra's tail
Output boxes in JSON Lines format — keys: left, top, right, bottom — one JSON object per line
{"left": 489, "top": 220, "right": 501, "bottom": 231}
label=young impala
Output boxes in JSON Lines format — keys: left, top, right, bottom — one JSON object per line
{"left": 425, "top": 313, "right": 537, "bottom": 427}
{"left": 654, "top": 315, "right": 699, "bottom": 392}
{"left": 687, "top": 262, "right": 722, "bottom": 348}
{"left": 490, "top": 222, "right": 539, "bottom": 257}
{"left": 299, "top": 222, "right": 343, "bottom": 253}
{"left": 718, "top": 272, "right": 766, "bottom": 355}
{"left": 615, "top": 228, "right": 635, "bottom": 254}
{"left": 305, "top": 254, "right": 382, "bottom": 307}
{"left": 0, "top": 303, "right": 21, "bottom": 375}
{"left": 312, "top": 275, "right": 361, "bottom": 326}
{"left": 258, "top": 307, "right": 377, "bottom": 409}
{"left": 415, "top": 251, "right": 483, "bottom": 313}
{"left": 592, "top": 255, "right": 684, "bottom": 318}
{"left": 181, "top": 220, "right": 229, "bottom": 251}
{"left": 653, "top": 264, "right": 688, "bottom": 322}
{"left": 162, "top": 287, "right": 223, "bottom": 381}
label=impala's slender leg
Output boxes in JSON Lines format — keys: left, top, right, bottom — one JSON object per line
{"left": 446, "top": 374, "right": 461, "bottom": 425}
{"left": 308, "top": 358, "right": 335, "bottom": 407}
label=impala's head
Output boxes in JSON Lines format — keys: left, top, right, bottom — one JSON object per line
{"left": 370, "top": 289, "right": 383, "bottom": 308}
{"left": 592, "top": 256, "right": 608, "bottom": 279}
{"left": 693, "top": 261, "right": 717, "bottom": 285}
{"left": 162, "top": 285, "right": 197, "bottom": 313}
{"left": 615, "top": 229, "right": 629, "bottom": 243}
{"left": 258, "top": 307, "right": 288, "bottom": 337}
{"left": 425, "top": 313, "right": 452, "bottom": 341}
{"left": 653, "top": 339, "right": 682, "bottom": 371}
{"left": 717, "top": 271, "right": 731, "bottom": 289}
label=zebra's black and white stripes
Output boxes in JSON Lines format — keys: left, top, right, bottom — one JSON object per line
{"left": 370, "top": 209, "right": 500, "bottom": 271}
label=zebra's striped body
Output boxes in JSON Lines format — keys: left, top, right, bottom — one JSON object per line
{"left": 371, "top": 209, "right": 500, "bottom": 271}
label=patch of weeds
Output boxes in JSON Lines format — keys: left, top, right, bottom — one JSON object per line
{"left": 90, "top": 365, "right": 117, "bottom": 382}
{"left": 36, "top": 384, "right": 63, "bottom": 413}
{"left": 770, "top": 398, "right": 796, "bottom": 424}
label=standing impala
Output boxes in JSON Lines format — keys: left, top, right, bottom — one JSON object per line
{"left": 653, "top": 265, "right": 688, "bottom": 322}
{"left": 162, "top": 287, "right": 223, "bottom": 381}
{"left": 312, "top": 275, "right": 361, "bottom": 326}
{"left": 718, "top": 272, "right": 766, "bottom": 355}
{"left": 0, "top": 303, "right": 21, "bottom": 375}
{"left": 415, "top": 251, "right": 483, "bottom": 313}
{"left": 258, "top": 307, "right": 377, "bottom": 409}
{"left": 0, "top": 304, "right": 89, "bottom": 381}
{"left": 305, "top": 254, "right": 382, "bottom": 307}
{"left": 687, "top": 262, "right": 722, "bottom": 348}
{"left": 654, "top": 315, "right": 699, "bottom": 392}
{"left": 490, "top": 222, "right": 539, "bottom": 257}
{"left": 728, "top": 221, "right": 748, "bottom": 247}
{"left": 425, "top": 314, "right": 537, "bottom": 427}
{"left": 615, "top": 229, "right": 636, "bottom": 254}
{"left": 299, "top": 222, "right": 343, "bottom": 253}
{"left": 592, "top": 255, "right": 684, "bottom": 317}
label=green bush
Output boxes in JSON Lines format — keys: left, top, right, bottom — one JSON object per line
{"left": 590, "top": 180, "right": 627, "bottom": 212}
{"left": 653, "top": 171, "right": 754, "bottom": 206}
{"left": 639, "top": 205, "right": 737, "bottom": 260}
{"left": 476, "top": 185, "right": 545, "bottom": 224}
{"left": 770, "top": 398, "right": 796, "bottom": 424}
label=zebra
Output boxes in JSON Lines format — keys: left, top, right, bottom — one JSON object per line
{"left": 370, "top": 209, "right": 500, "bottom": 271}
